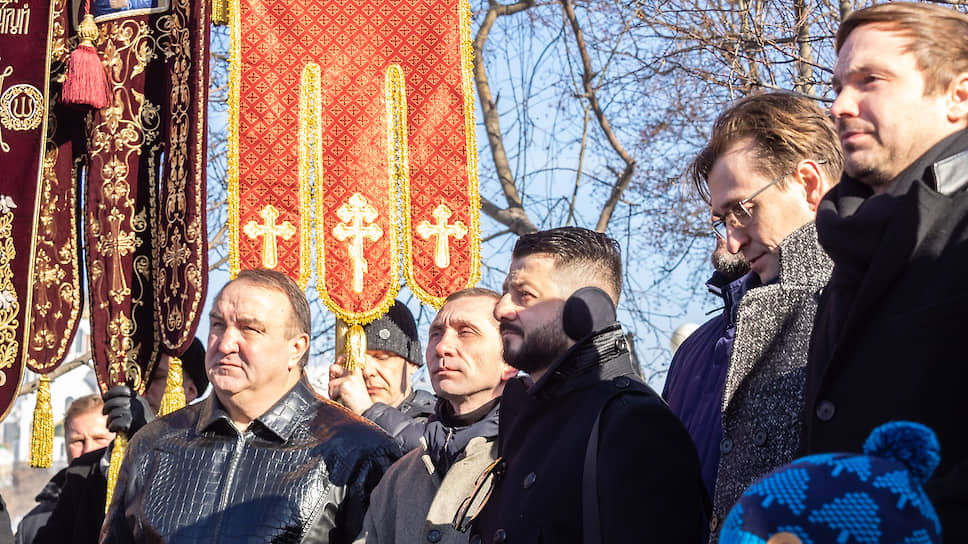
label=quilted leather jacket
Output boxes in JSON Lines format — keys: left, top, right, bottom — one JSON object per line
{"left": 101, "top": 377, "right": 401, "bottom": 544}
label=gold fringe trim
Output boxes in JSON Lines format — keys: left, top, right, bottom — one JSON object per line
{"left": 105, "top": 432, "right": 127, "bottom": 514}
{"left": 226, "top": 0, "right": 242, "bottom": 279}
{"left": 343, "top": 324, "right": 367, "bottom": 372}
{"left": 211, "top": 0, "right": 228, "bottom": 25}
{"left": 29, "top": 376, "right": 53, "bottom": 468}
{"left": 298, "top": 64, "right": 321, "bottom": 290}
{"left": 158, "top": 356, "right": 185, "bottom": 416}
{"left": 458, "top": 0, "right": 483, "bottom": 294}
{"left": 402, "top": 0, "right": 482, "bottom": 309}
{"left": 313, "top": 68, "right": 401, "bottom": 327}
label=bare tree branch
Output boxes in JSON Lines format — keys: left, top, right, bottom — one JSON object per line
{"left": 473, "top": 0, "right": 539, "bottom": 235}
{"left": 559, "top": 0, "right": 636, "bottom": 232}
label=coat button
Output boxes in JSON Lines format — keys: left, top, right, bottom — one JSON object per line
{"left": 709, "top": 514, "right": 719, "bottom": 532}
{"left": 427, "top": 530, "right": 442, "bottom": 543}
{"left": 470, "top": 536, "right": 482, "bottom": 544}
{"left": 816, "top": 400, "right": 836, "bottom": 422}
{"left": 523, "top": 472, "right": 536, "bottom": 489}
{"left": 719, "top": 438, "right": 733, "bottom": 454}
{"left": 753, "top": 430, "right": 767, "bottom": 446}
{"left": 615, "top": 338, "right": 628, "bottom": 351}
{"left": 615, "top": 376, "right": 630, "bottom": 389}
{"left": 493, "top": 529, "right": 507, "bottom": 543}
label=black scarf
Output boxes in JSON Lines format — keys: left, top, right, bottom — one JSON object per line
{"left": 423, "top": 397, "right": 500, "bottom": 475}
{"left": 814, "top": 129, "right": 968, "bottom": 353}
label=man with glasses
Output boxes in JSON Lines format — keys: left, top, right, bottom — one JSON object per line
{"left": 354, "top": 288, "right": 516, "bottom": 544}
{"left": 687, "top": 92, "right": 842, "bottom": 541}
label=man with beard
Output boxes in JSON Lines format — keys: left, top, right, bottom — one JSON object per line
{"left": 469, "top": 227, "right": 706, "bottom": 543}
{"left": 663, "top": 237, "right": 754, "bottom": 503}
{"left": 806, "top": 3, "right": 968, "bottom": 537}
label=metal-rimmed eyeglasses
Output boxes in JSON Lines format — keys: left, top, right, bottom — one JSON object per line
{"left": 711, "top": 159, "right": 827, "bottom": 240}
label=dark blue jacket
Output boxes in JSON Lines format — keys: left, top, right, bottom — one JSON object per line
{"left": 662, "top": 270, "right": 757, "bottom": 501}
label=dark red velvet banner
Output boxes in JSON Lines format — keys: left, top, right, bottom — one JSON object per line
{"left": 80, "top": 0, "right": 210, "bottom": 392}
{"left": 0, "top": 0, "right": 53, "bottom": 420}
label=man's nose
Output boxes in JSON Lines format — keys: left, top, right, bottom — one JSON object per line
{"left": 435, "top": 330, "right": 457, "bottom": 358}
{"left": 830, "top": 88, "right": 856, "bottom": 120}
{"left": 725, "top": 223, "right": 748, "bottom": 254}
{"left": 216, "top": 327, "right": 241, "bottom": 353}
{"left": 494, "top": 293, "right": 515, "bottom": 321}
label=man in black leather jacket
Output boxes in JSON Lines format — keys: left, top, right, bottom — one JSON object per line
{"left": 329, "top": 300, "right": 436, "bottom": 452}
{"left": 470, "top": 227, "right": 707, "bottom": 543}
{"left": 101, "top": 269, "right": 400, "bottom": 543}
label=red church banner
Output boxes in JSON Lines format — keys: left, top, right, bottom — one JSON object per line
{"left": 229, "top": 0, "right": 481, "bottom": 346}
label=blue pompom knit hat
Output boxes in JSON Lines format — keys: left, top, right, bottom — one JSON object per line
{"left": 720, "top": 421, "right": 942, "bottom": 544}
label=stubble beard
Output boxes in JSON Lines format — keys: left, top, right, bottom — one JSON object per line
{"left": 501, "top": 318, "right": 571, "bottom": 375}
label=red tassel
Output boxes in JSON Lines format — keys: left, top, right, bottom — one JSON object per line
{"left": 61, "top": 14, "right": 111, "bottom": 109}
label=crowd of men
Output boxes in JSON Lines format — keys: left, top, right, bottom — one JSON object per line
{"left": 6, "top": 2, "right": 968, "bottom": 543}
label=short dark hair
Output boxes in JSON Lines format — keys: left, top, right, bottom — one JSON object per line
{"left": 443, "top": 287, "right": 501, "bottom": 306}
{"left": 837, "top": 2, "right": 968, "bottom": 97}
{"left": 688, "top": 92, "right": 843, "bottom": 203}
{"left": 511, "top": 227, "right": 622, "bottom": 302}
{"left": 180, "top": 337, "right": 208, "bottom": 393}
{"left": 221, "top": 269, "right": 311, "bottom": 367}
{"left": 64, "top": 394, "right": 103, "bottom": 431}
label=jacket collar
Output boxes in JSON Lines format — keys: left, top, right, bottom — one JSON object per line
{"left": 529, "top": 323, "right": 637, "bottom": 400}
{"left": 196, "top": 376, "right": 316, "bottom": 442}
{"left": 774, "top": 221, "right": 831, "bottom": 289}
{"left": 707, "top": 271, "right": 759, "bottom": 327}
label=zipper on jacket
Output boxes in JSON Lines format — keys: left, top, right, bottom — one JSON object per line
{"left": 212, "top": 431, "right": 247, "bottom": 540}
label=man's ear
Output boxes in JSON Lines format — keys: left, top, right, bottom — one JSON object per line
{"left": 946, "top": 72, "right": 968, "bottom": 125}
{"left": 500, "top": 364, "right": 519, "bottom": 382}
{"left": 795, "top": 159, "right": 827, "bottom": 212}
{"left": 183, "top": 381, "right": 199, "bottom": 403}
{"left": 288, "top": 333, "right": 310, "bottom": 370}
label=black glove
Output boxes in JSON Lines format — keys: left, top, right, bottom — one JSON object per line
{"left": 103, "top": 385, "right": 154, "bottom": 436}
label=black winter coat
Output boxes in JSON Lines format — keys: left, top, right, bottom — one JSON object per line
{"left": 101, "top": 378, "right": 400, "bottom": 544}
{"left": 806, "top": 129, "right": 968, "bottom": 543}
{"left": 472, "top": 324, "right": 706, "bottom": 543}
{"left": 362, "top": 388, "right": 436, "bottom": 453}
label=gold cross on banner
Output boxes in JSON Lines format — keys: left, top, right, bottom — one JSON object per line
{"left": 333, "top": 193, "right": 383, "bottom": 293}
{"left": 416, "top": 204, "right": 467, "bottom": 269}
{"left": 243, "top": 204, "right": 296, "bottom": 269}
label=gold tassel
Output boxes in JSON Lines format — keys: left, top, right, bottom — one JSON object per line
{"left": 158, "top": 356, "right": 186, "bottom": 416}
{"left": 29, "top": 376, "right": 53, "bottom": 468}
{"left": 105, "top": 432, "right": 128, "bottom": 514}
{"left": 211, "top": 0, "right": 228, "bottom": 26}
{"left": 344, "top": 325, "right": 366, "bottom": 372}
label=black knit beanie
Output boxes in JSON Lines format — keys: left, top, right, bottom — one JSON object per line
{"left": 363, "top": 300, "right": 423, "bottom": 367}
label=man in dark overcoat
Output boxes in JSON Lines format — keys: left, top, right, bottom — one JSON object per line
{"left": 469, "top": 227, "right": 706, "bottom": 543}
{"left": 806, "top": 3, "right": 968, "bottom": 540}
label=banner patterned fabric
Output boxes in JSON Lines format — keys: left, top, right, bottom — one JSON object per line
{"left": 78, "top": 0, "right": 210, "bottom": 394}
{"left": 0, "top": 0, "right": 52, "bottom": 421}
{"left": 228, "top": 0, "right": 481, "bottom": 324}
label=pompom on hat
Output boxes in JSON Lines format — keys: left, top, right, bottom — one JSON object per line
{"left": 720, "top": 421, "right": 942, "bottom": 544}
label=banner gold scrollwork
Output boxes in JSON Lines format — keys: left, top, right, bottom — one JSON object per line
{"left": 0, "top": 195, "right": 18, "bottom": 387}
